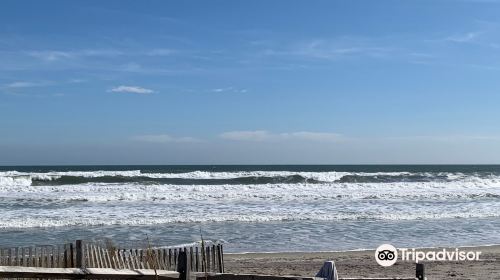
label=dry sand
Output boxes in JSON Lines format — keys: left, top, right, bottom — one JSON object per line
{"left": 224, "top": 245, "right": 500, "bottom": 279}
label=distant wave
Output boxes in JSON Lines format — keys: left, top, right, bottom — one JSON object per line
{"left": 1, "top": 181, "right": 500, "bottom": 202}
{"left": 1, "top": 170, "right": 496, "bottom": 187}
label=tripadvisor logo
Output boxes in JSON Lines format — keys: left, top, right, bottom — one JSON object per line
{"left": 375, "top": 244, "right": 482, "bottom": 267}
{"left": 375, "top": 244, "right": 398, "bottom": 267}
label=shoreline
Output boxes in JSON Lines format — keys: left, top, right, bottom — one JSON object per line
{"left": 224, "top": 245, "right": 500, "bottom": 279}
{"left": 224, "top": 243, "right": 500, "bottom": 255}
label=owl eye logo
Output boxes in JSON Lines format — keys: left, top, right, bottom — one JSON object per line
{"left": 375, "top": 244, "right": 398, "bottom": 267}
{"left": 377, "top": 250, "right": 396, "bottom": 261}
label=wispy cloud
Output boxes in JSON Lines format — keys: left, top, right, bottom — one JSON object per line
{"left": 211, "top": 87, "right": 248, "bottom": 93}
{"left": 109, "top": 85, "right": 155, "bottom": 94}
{"left": 5, "top": 81, "right": 52, "bottom": 88}
{"left": 26, "top": 48, "right": 179, "bottom": 62}
{"left": 27, "top": 51, "right": 74, "bottom": 61}
{"left": 27, "top": 49, "right": 123, "bottom": 61}
{"left": 220, "top": 130, "right": 342, "bottom": 142}
{"left": 146, "top": 49, "right": 177, "bottom": 56}
{"left": 445, "top": 31, "right": 482, "bottom": 43}
{"left": 132, "top": 134, "right": 200, "bottom": 143}
{"left": 261, "top": 38, "right": 394, "bottom": 61}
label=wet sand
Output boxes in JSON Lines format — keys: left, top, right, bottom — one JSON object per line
{"left": 224, "top": 245, "right": 500, "bottom": 279}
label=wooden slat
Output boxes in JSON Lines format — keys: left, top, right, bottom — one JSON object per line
{"left": 106, "top": 249, "right": 113, "bottom": 268}
{"left": 211, "top": 245, "right": 216, "bottom": 271}
{"left": 99, "top": 245, "right": 105, "bottom": 268}
{"left": 168, "top": 248, "right": 172, "bottom": 269}
{"left": 163, "top": 249, "right": 169, "bottom": 270}
{"left": 138, "top": 249, "right": 144, "bottom": 269}
{"left": 50, "top": 246, "right": 55, "bottom": 268}
{"left": 119, "top": 250, "right": 126, "bottom": 269}
{"left": 41, "top": 247, "right": 46, "bottom": 268}
{"left": 86, "top": 243, "right": 92, "bottom": 268}
{"left": 111, "top": 253, "right": 118, "bottom": 269}
{"left": 195, "top": 247, "right": 199, "bottom": 272}
{"left": 130, "top": 249, "right": 138, "bottom": 269}
{"left": 206, "top": 246, "right": 211, "bottom": 272}
{"left": 102, "top": 247, "right": 109, "bottom": 268}
{"left": 161, "top": 249, "right": 167, "bottom": 270}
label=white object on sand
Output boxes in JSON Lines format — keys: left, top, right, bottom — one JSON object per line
{"left": 315, "top": 260, "right": 339, "bottom": 280}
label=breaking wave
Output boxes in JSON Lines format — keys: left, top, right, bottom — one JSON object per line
{"left": 1, "top": 170, "right": 498, "bottom": 186}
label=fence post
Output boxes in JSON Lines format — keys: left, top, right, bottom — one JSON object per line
{"left": 69, "top": 243, "right": 74, "bottom": 267}
{"left": 217, "top": 244, "right": 224, "bottom": 273}
{"left": 416, "top": 263, "right": 425, "bottom": 280}
{"left": 76, "top": 240, "right": 84, "bottom": 268}
{"left": 177, "top": 250, "right": 190, "bottom": 280}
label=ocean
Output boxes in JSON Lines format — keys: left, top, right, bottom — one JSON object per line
{"left": 1, "top": 165, "right": 500, "bottom": 252}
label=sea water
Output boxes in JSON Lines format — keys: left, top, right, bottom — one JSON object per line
{"left": 1, "top": 165, "right": 499, "bottom": 252}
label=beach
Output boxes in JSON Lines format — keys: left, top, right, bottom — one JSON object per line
{"left": 224, "top": 245, "right": 500, "bottom": 279}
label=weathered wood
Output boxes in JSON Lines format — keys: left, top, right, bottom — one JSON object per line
{"left": 69, "top": 242, "right": 75, "bottom": 267}
{"left": 201, "top": 246, "right": 205, "bottom": 272}
{"left": 206, "top": 246, "right": 211, "bottom": 272}
{"left": 0, "top": 241, "right": 225, "bottom": 275}
{"left": 216, "top": 245, "right": 223, "bottom": 273}
{"left": 85, "top": 243, "right": 89, "bottom": 267}
{"left": 41, "top": 246, "right": 46, "bottom": 267}
{"left": 101, "top": 248, "right": 109, "bottom": 268}
{"left": 168, "top": 248, "right": 172, "bottom": 269}
{"left": 211, "top": 245, "right": 216, "bottom": 271}
{"left": 159, "top": 249, "right": 165, "bottom": 270}
{"left": 220, "top": 245, "right": 224, "bottom": 273}
{"left": 50, "top": 246, "right": 55, "bottom": 268}
{"left": 195, "top": 247, "right": 199, "bottom": 272}
{"left": 0, "top": 266, "right": 180, "bottom": 279}
{"left": 138, "top": 249, "right": 144, "bottom": 269}
{"left": 173, "top": 248, "right": 178, "bottom": 269}
{"left": 63, "top": 244, "right": 68, "bottom": 268}
{"left": 189, "top": 247, "right": 194, "bottom": 272}
{"left": 112, "top": 254, "right": 119, "bottom": 269}
{"left": 76, "top": 240, "right": 84, "bottom": 268}
{"left": 106, "top": 248, "right": 113, "bottom": 268}
{"left": 177, "top": 251, "right": 190, "bottom": 280}
{"left": 154, "top": 249, "right": 161, "bottom": 270}
{"left": 130, "top": 249, "right": 138, "bottom": 269}
{"left": 120, "top": 249, "right": 130, "bottom": 269}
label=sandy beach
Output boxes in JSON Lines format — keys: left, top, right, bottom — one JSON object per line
{"left": 224, "top": 245, "right": 500, "bottom": 279}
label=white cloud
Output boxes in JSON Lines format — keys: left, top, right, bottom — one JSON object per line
{"left": 261, "top": 38, "right": 393, "bottom": 61}
{"left": 220, "top": 130, "right": 342, "bottom": 142}
{"left": 27, "top": 51, "right": 73, "bottom": 61}
{"left": 5, "top": 81, "right": 51, "bottom": 88}
{"left": 211, "top": 87, "right": 247, "bottom": 93}
{"left": 109, "top": 85, "right": 155, "bottom": 94}
{"left": 147, "top": 49, "right": 176, "bottom": 56}
{"left": 132, "top": 134, "right": 200, "bottom": 143}
{"left": 27, "top": 49, "right": 123, "bottom": 61}
{"left": 445, "top": 31, "right": 482, "bottom": 43}
{"left": 220, "top": 130, "right": 272, "bottom": 141}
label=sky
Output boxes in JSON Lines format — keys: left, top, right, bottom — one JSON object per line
{"left": 1, "top": 0, "right": 500, "bottom": 165}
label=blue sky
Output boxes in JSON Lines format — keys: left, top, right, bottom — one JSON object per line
{"left": 1, "top": 0, "right": 500, "bottom": 165}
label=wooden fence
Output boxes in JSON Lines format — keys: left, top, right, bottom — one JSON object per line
{"left": 0, "top": 240, "right": 224, "bottom": 273}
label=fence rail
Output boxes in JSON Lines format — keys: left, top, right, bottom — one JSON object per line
{"left": 0, "top": 239, "right": 224, "bottom": 273}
